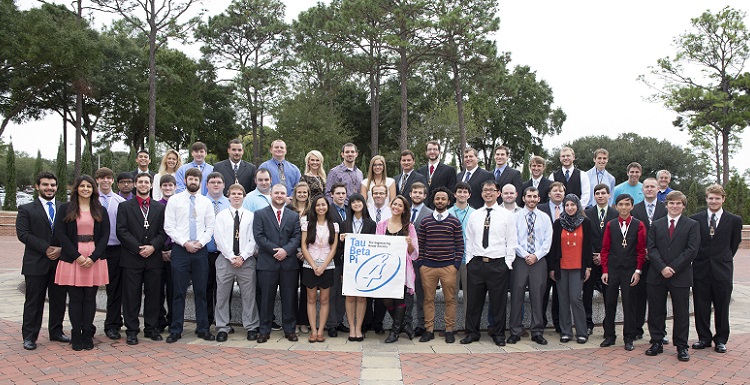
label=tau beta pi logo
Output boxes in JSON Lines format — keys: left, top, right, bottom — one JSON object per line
{"left": 349, "top": 236, "right": 402, "bottom": 292}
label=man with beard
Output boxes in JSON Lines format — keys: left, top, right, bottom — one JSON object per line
{"left": 213, "top": 139, "right": 257, "bottom": 196}
{"left": 325, "top": 143, "right": 363, "bottom": 204}
{"left": 418, "top": 141, "right": 456, "bottom": 207}
{"left": 164, "top": 168, "right": 216, "bottom": 343}
{"left": 408, "top": 182, "right": 433, "bottom": 337}
{"left": 117, "top": 173, "right": 135, "bottom": 200}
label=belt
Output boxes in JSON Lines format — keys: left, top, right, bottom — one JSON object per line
{"left": 475, "top": 256, "right": 504, "bottom": 262}
{"left": 77, "top": 235, "right": 94, "bottom": 242}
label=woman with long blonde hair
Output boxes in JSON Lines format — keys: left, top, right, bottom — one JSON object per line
{"left": 301, "top": 150, "right": 327, "bottom": 198}
{"left": 152, "top": 149, "right": 182, "bottom": 200}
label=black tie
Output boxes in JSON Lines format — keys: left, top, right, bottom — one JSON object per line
{"left": 233, "top": 210, "right": 240, "bottom": 256}
{"left": 482, "top": 208, "right": 492, "bottom": 249}
{"left": 710, "top": 213, "right": 716, "bottom": 238}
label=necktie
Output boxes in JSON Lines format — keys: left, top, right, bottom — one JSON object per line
{"left": 429, "top": 165, "right": 434, "bottom": 176}
{"left": 47, "top": 202, "right": 55, "bottom": 228}
{"left": 437, "top": 213, "right": 443, "bottom": 221}
{"left": 599, "top": 208, "right": 605, "bottom": 224}
{"left": 554, "top": 205, "right": 560, "bottom": 220}
{"left": 494, "top": 169, "right": 501, "bottom": 179}
{"left": 482, "top": 208, "right": 492, "bottom": 249}
{"left": 565, "top": 169, "right": 571, "bottom": 181}
{"left": 189, "top": 195, "right": 197, "bottom": 241}
{"left": 198, "top": 163, "right": 204, "bottom": 172}
{"left": 338, "top": 207, "right": 346, "bottom": 221}
{"left": 213, "top": 200, "right": 220, "bottom": 215}
{"left": 526, "top": 211, "right": 536, "bottom": 254}
{"left": 647, "top": 203, "right": 654, "bottom": 219}
{"left": 401, "top": 173, "right": 409, "bottom": 192}
{"left": 710, "top": 213, "right": 716, "bottom": 238}
{"left": 277, "top": 162, "right": 286, "bottom": 184}
{"left": 103, "top": 195, "right": 110, "bottom": 210}
{"left": 464, "top": 171, "right": 472, "bottom": 182}
{"left": 597, "top": 171, "right": 603, "bottom": 184}
{"left": 141, "top": 199, "right": 149, "bottom": 217}
{"left": 669, "top": 218, "right": 675, "bottom": 239}
{"left": 411, "top": 208, "right": 418, "bottom": 223}
{"left": 233, "top": 163, "right": 239, "bottom": 184}
{"left": 376, "top": 208, "right": 381, "bottom": 222}
{"left": 276, "top": 209, "right": 282, "bottom": 225}
{"left": 233, "top": 210, "right": 241, "bottom": 255}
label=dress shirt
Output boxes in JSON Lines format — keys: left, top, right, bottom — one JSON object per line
{"left": 530, "top": 177, "right": 543, "bottom": 188}
{"left": 259, "top": 158, "right": 301, "bottom": 195}
{"left": 119, "top": 192, "right": 134, "bottom": 200}
{"left": 547, "top": 201, "right": 563, "bottom": 223}
{"left": 174, "top": 161, "right": 214, "bottom": 195}
{"left": 164, "top": 190, "right": 216, "bottom": 248}
{"left": 657, "top": 187, "right": 673, "bottom": 202}
{"left": 38, "top": 196, "right": 56, "bottom": 225}
{"left": 100, "top": 191, "right": 125, "bottom": 245}
{"left": 448, "top": 204, "right": 474, "bottom": 263}
{"left": 668, "top": 214, "right": 682, "bottom": 227}
{"left": 600, "top": 215, "right": 647, "bottom": 273}
{"left": 242, "top": 189, "right": 271, "bottom": 212}
{"left": 586, "top": 167, "right": 616, "bottom": 206}
{"left": 707, "top": 208, "right": 723, "bottom": 227}
{"left": 206, "top": 195, "right": 230, "bottom": 253}
{"left": 462, "top": 166, "right": 479, "bottom": 182}
{"left": 368, "top": 205, "right": 391, "bottom": 223}
{"left": 514, "top": 207, "right": 552, "bottom": 260}
{"left": 214, "top": 207, "right": 256, "bottom": 261}
{"left": 326, "top": 162, "right": 363, "bottom": 203}
{"left": 464, "top": 203, "right": 517, "bottom": 269}
{"left": 549, "top": 166, "right": 590, "bottom": 207}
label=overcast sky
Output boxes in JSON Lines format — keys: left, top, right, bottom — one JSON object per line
{"left": 8, "top": 0, "right": 750, "bottom": 174}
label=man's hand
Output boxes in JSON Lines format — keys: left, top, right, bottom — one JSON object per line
{"left": 525, "top": 254, "right": 538, "bottom": 265}
{"left": 184, "top": 241, "right": 201, "bottom": 253}
{"left": 601, "top": 273, "right": 609, "bottom": 285}
{"left": 139, "top": 245, "right": 155, "bottom": 258}
{"left": 630, "top": 272, "right": 640, "bottom": 286}
{"left": 46, "top": 246, "right": 61, "bottom": 260}
{"left": 162, "top": 250, "right": 171, "bottom": 262}
{"left": 273, "top": 247, "right": 288, "bottom": 261}
{"left": 231, "top": 256, "right": 244, "bottom": 268}
{"left": 661, "top": 267, "right": 675, "bottom": 279}
{"left": 592, "top": 253, "right": 601, "bottom": 266}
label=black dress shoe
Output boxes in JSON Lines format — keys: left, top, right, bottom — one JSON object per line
{"left": 714, "top": 343, "right": 727, "bottom": 353}
{"left": 247, "top": 330, "right": 258, "bottom": 341}
{"left": 586, "top": 327, "right": 594, "bottom": 336}
{"left": 271, "top": 322, "right": 282, "bottom": 331}
{"left": 600, "top": 336, "right": 616, "bottom": 347}
{"left": 197, "top": 331, "right": 215, "bottom": 341}
{"left": 50, "top": 333, "right": 70, "bottom": 343}
{"left": 560, "top": 335, "right": 571, "bottom": 343}
{"left": 419, "top": 331, "right": 434, "bottom": 342}
{"left": 576, "top": 336, "right": 588, "bottom": 344}
{"left": 328, "top": 327, "right": 338, "bottom": 338}
{"left": 216, "top": 332, "right": 228, "bottom": 342}
{"left": 228, "top": 326, "right": 235, "bottom": 334}
{"left": 285, "top": 332, "right": 298, "bottom": 342}
{"left": 445, "top": 332, "right": 455, "bottom": 344}
{"left": 166, "top": 333, "right": 181, "bottom": 343}
{"left": 692, "top": 340, "right": 711, "bottom": 349}
{"left": 257, "top": 334, "right": 269, "bottom": 343}
{"left": 531, "top": 335, "right": 548, "bottom": 345}
{"left": 149, "top": 334, "right": 163, "bottom": 341}
{"left": 460, "top": 335, "right": 479, "bottom": 344}
{"left": 105, "top": 329, "right": 121, "bottom": 340}
{"left": 492, "top": 335, "right": 506, "bottom": 346}
{"left": 23, "top": 340, "right": 37, "bottom": 350}
{"left": 506, "top": 335, "right": 521, "bottom": 344}
{"left": 645, "top": 342, "right": 663, "bottom": 356}
{"left": 126, "top": 335, "right": 138, "bottom": 345}
{"left": 624, "top": 341, "right": 635, "bottom": 351}
{"left": 662, "top": 337, "right": 669, "bottom": 345}
{"left": 336, "top": 323, "right": 350, "bottom": 333}
{"left": 677, "top": 348, "right": 690, "bottom": 361}
{"left": 414, "top": 326, "right": 426, "bottom": 337}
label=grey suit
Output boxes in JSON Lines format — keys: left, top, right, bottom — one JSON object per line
{"left": 407, "top": 205, "right": 433, "bottom": 331}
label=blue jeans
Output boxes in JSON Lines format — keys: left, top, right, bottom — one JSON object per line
{"left": 170, "top": 244, "right": 209, "bottom": 335}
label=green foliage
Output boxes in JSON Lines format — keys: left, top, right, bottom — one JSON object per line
{"left": 101, "top": 147, "right": 113, "bottom": 170}
{"left": 724, "top": 173, "right": 750, "bottom": 224}
{"left": 33, "top": 150, "right": 43, "bottom": 199}
{"left": 81, "top": 144, "right": 93, "bottom": 176}
{"left": 55, "top": 136, "right": 68, "bottom": 202}
{"left": 2, "top": 142, "right": 16, "bottom": 211}
{"left": 686, "top": 181, "right": 702, "bottom": 216}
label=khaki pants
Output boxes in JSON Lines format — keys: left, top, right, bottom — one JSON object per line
{"left": 420, "top": 265, "right": 458, "bottom": 332}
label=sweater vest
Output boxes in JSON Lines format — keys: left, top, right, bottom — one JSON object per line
{"left": 553, "top": 168, "right": 583, "bottom": 198}
{"left": 606, "top": 217, "right": 640, "bottom": 270}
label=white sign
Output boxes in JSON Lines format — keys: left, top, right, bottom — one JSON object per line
{"left": 342, "top": 233, "right": 407, "bottom": 299}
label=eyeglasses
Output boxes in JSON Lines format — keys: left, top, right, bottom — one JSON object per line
{"left": 482, "top": 189, "right": 498, "bottom": 193}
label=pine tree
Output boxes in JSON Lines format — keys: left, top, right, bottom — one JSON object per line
{"left": 55, "top": 136, "right": 68, "bottom": 202}
{"left": 33, "top": 150, "right": 43, "bottom": 200}
{"left": 2, "top": 142, "right": 17, "bottom": 211}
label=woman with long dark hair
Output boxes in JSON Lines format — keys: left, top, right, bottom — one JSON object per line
{"left": 54, "top": 175, "right": 110, "bottom": 350}
{"left": 376, "top": 195, "right": 418, "bottom": 343}
{"left": 300, "top": 194, "right": 339, "bottom": 342}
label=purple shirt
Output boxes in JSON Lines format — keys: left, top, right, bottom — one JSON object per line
{"left": 325, "top": 163, "right": 363, "bottom": 204}
{"left": 100, "top": 191, "right": 126, "bottom": 246}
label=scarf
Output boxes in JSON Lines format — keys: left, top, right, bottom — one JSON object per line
{"left": 559, "top": 193, "right": 585, "bottom": 232}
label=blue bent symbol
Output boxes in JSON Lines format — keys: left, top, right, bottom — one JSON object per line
{"left": 355, "top": 253, "right": 401, "bottom": 292}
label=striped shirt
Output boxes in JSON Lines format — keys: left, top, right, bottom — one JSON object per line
{"left": 417, "top": 212, "right": 464, "bottom": 268}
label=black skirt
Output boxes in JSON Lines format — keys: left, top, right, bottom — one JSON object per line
{"left": 301, "top": 267, "right": 334, "bottom": 289}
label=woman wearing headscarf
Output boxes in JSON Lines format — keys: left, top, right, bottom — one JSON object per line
{"left": 550, "top": 194, "right": 592, "bottom": 344}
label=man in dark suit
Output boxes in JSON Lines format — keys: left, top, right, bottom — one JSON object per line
{"left": 583, "top": 183, "right": 617, "bottom": 335}
{"left": 116, "top": 173, "right": 167, "bottom": 345}
{"left": 418, "top": 141, "right": 457, "bottom": 208}
{"left": 549, "top": 146, "right": 590, "bottom": 207}
{"left": 521, "top": 156, "right": 552, "bottom": 206}
{"left": 213, "top": 139, "right": 257, "bottom": 197}
{"left": 395, "top": 149, "right": 428, "bottom": 205}
{"left": 492, "top": 145, "right": 523, "bottom": 204}
{"left": 131, "top": 149, "right": 156, "bottom": 178}
{"left": 253, "top": 184, "right": 302, "bottom": 343}
{"left": 690, "top": 184, "right": 742, "bottom": 354}
{"left": 16, "top": 171, "right": 69, "bottom": 350}
{"left": 644, "top": 191, "right": 699, "bottom": 362}
{"left": 631, "top": 177, "right": 668, "bottom": 340}
{"left": 456, "top": 147, "right": 494, "bottom": 209}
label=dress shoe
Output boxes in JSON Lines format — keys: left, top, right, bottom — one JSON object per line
{"left": 577, "top": 336, "right": 588, "bottom": 344}
{"left": 531, "top": 335, "right": 548, "bottom": 345}
{"left": 521, "top": 329, "right": 530, "bottom": 337}
{"left": 645, "top": 342, "right": 663, "bottom": 356}
{"left": 228, "top": 325, "right": 235, "bottom": 334}
{"left": 692, "top": 340, "right": 711, "bottom": 349}
{"left": 50, "top": 333, "right": 70, "bottom": 343}
{"left": 635, "top": 334, "right": 644, "bottom": 340}
{"left": 419, "top": 331, "right": 434, "bottom": 342}
{"left": 256, "top": 334, "right": 269, "bottom": 343}
{"left": 328, "top": 327, "right": 338, "bottom": 338}
{"left": 460, "top": 335, "right": 479, "bottom": 344}
{"left": 149, "top": 334, "right": 163, "bottom": 341}
{"left": 271, "top": 321, "right": 282, "bottom": 331}
{"left": 677, "top": 348, "right": 690, "bottom": 361}
{"left": 336, "top": 323, "right": 350, "bottom": 333}
{"left": 492, "top": 335, "right": 506, "bottom": 347}
{"left": 356, "top": 336, "right": 365, "bottom": 342}
{"left": 414, "top": 326, "right": 426, "bottom": 337}
{"left": 197, "top": 331, "right": 215, "bottom": 341}
{"left": 247, "top": 330, "right": 258, "bottom": 341}
{"left": 445, "top": 332, "right": 455, "bottom": 344}
{"left": 82, "top": 336, "right": 94, "bottom": 350}
{"left": 316, "top": 334, "right": 326, "bottom": 343}
{"left": 714, "top": 343, "right": 727, "bottom": 353}
{"left": 216, "top": 332, "right": 228, "bottom": 342}
{"left": 23, "top": 340, "right": 37, "bottom": 350}
{"left": 105, "top": 329, "right": 121, "bottom": 340}
{"left": 126, "top": 335, "right": 138, "bottom": 345}
{"left": 600, "top": 336, "right": 616, "bottom": 347}
{"left": 624, "top": 341, "right": 635, "bottom": 351}
{"left": 586, "top": 327, "right": 594, "bottom": 336}
{"left": 166, "top": 333, "right": 181, "bottom": 343}
{"left": 560, "top": 335, "right": 571, "bottom": 343}
{"left": 506, "top": 335, "right": 521, "bottom": 344}
{"left": 285, "top": 332, "right": 298, "bottom": 342}
{"left": 662, "top": 337, "right": 669, "bottom": 345}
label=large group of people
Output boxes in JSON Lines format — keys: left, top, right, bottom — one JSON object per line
{"left": 17, "top": 139, "right": 742, "bottom": 362}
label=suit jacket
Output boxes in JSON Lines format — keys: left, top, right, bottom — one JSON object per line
{"left": 341, "top": 216, "right": 377, "bottom": 236}
{"left": 549, "top": 217, "right": 593, "bottom": 280}
{"left": 521, "top": 178, "right": 552, "bottom": 206}
{"left": 632, "top": 200, "right": 667, "bottom": 231}
{"left": 456, "top": 167, "right": 494, "bottom": 209}
{"left": 213, "top": 159, "right": 257, "bottom": 197}
{"left": 494, "top": 167, "right": 523, "bottom": 206}
{"left": 115, "top": 198, "right": 167, "bottom": 270}
{"left": 584, "top": 205, "right": 618, "bottom": 253}
{"left": 253, "top": 205, "right": 301, "bottom": 272}
{"left": 411, "top": 205, "right": 433, "bottom": 235}
{"left": 331, "top": 204, "right": 348, "bottom": 266}
{"left": 690, "top": 210, "right": 742, "bottom": 282}
{"left": 395, "top": 171, "right": 428, "bottom": 205}
{"left": 53, "top": 204, "right": 110, "bottom": 263}
{"left": 417, "top": 162, "right": 457, "bottom": 191}
{"left": 16, "top": 200, "right": 62, "bottom": 276}
{"left": 646, "top": 215, "right": 700, "bottom": 287}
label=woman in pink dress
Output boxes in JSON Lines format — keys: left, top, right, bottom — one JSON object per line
{"left": 54, "top": 175, "right": 110, "bottom": 351}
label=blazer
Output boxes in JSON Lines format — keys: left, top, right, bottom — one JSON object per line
{"left": 521, "top": 178, "right": 552, "bottom": 206}
{"left": 53, "top": 204, "right": 110, "bottom": 263}
{"left": 646, "top": 215, "right": 700, "bottom": 287}
{"left": 417, "top": 162, "right": 457, "bottom": 191}
{"left": 456, "top": 167, "right": 494, "bottom": 209}
{"left": 16, "top": 200, "right": 62, "bottom": 276}
{"left": 131, "top": 169, "right": 156, "bottom": 178}
{"left": 584, "top": 205, "right": 618, "bottom": 253}
{"left": 549, "top": 217, "right": 593, "bottom": 280}
{"left": 253, "top": 205, "right": 301, "bottom": 272}
{"left": 213, "top": 159, "right": 257, "bottom": 197}
{"left": 395, "top": 171, "right": 428, "bottom": 205}
{"left": 690, "top": 210, "right": 742, "bottom": 282}
{"left": 411, "top": 205, "right": 433, "bottom": 234}
{"left": 632, "top": 200, "right": 667, "bottom": 231}
{"left": 115, "top": 198, "right": 167, "bottom": 270}
{"left": 495, "top": 167, "right": 523, "bottom": 205}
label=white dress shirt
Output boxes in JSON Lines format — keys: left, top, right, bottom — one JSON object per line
{"left": 214, "top": 207, "right": 256, "bottom": 261}
{"left": 549, "top": 166, "right": 591, "bottom": 207}
{"left": 164, "top": 190, "right": 216, "bottom": 247}
{"left": 368, "top": 205, "right": 392, "bottom": 223}
{"left": 514, "top": 207, "right": 552, "bottom": 260}
{"left": 465, "top": 202, "right": 518, "bottom": 269}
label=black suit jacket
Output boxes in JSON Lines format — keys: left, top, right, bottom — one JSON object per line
{"left": 16, "top": 200, "right": 62, "bottom": 276}
{"left": 456, "top": 168, "right": 494, "bottom": 209}
{"left": 53, "top": 204, "right": 110, "bottom": 263}
{"left": 690, "top": 210, "right": 742, "bottom": 282}
{"left": 521, "top": 178, "right": 552, "bottom": 206}
{"left": 549, "top": 217, "right": 593, "bottom": 280}
{"left": 131, "top": 169, "right": 156, "bottom": 178}
{"left": 395, "top": 171, "right": 428, "bottom": 205}
{"left": 417, "top": 162, "right": 457, "bottom": 191}
{"left": 584, "top": 205, "right": 618, "bottom": 253}
{"left": 253, "top": 206, "right": 301, "bottom": 272}
{"left": 632, "top": 200, "right": 667, "bottom": 231}
{"left": 494, "top": 167, "right": 523, "bottom": 205}
{"left": 213, "top": 159, "right": 257, "bottom": 196}
{"left": 646, "top": 215, "right": 700, "bottom": 287}
{"left": 115, "top": 198, "right": 167, "bottom": 270}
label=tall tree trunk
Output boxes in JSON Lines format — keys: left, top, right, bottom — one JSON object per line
{"left": 369, "top": 71, "right": 379, "bottom": 157}
{"left": 722, "top": 129, "right": 730, "bottom": 185}
{"left": 148, "top": 2, "right": 158, "bottom": 149}
{"left": 452, "top": 62, "right": 466, "bottom": 171}
{"left": 399, "top": 48, "right": 408, "bottom": 151}
{"left": 73, "top": 0, "right": 83, "bottom": 178}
